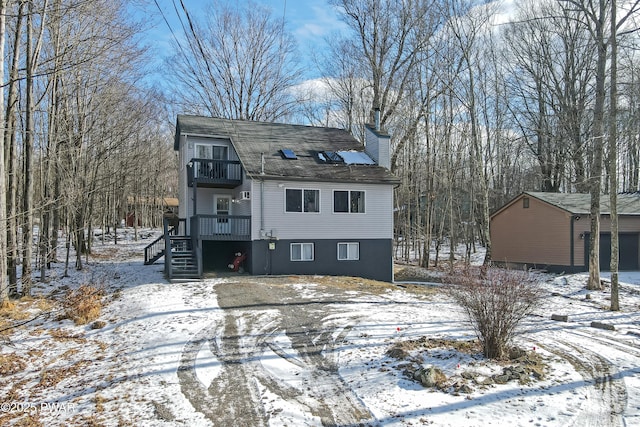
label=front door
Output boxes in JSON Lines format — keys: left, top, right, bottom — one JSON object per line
{"left": 214, "top": 195, "right": 231, "bottom": 234}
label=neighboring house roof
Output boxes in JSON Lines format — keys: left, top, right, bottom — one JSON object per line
{"left": 494, "top": 191, "right": 640, "bottom": 217}
{"left": 163, "top": 197, "right": 179, "bottom": 208}
{"left": 126, "top": 196, "right": 179, "bottom": 208}
{"left": 175, "top": 115, "right": 399, "bottom": 185}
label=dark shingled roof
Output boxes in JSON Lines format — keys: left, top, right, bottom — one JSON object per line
{"left": 175, "top": 115, "right": 399, "bottom": 185}
{"left": 525, "top": 191, "right": 640, "bottom": 215}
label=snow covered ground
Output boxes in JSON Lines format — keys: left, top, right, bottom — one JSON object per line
{"left": 1, "top": 229, "right": 640, "bottom": 426}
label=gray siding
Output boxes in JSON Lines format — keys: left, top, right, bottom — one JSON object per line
{"left": 191, "top": 180, "right": 251, "bottom": 217}
{"left": 365, "top": 126, "right": 390, "bottom": 170}
{"left": 178, "top": 134, "right": 241, "bottom": 228}
{"left": 184, "top": 135, "right": 239, "bottom": 161}
{"left": 177, "top": 134, "right": 188, "bottom": 219}
{"left": 250, "top": 180, "right": 394, "bottom": 241}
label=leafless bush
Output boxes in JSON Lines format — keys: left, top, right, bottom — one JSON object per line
{"left": 446, "top": 267, "right": 543, "bottom": 359}
{"left": 62, "top": 284, "right": 104, "bottom": 325}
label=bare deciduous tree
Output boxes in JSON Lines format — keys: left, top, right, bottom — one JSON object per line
{"left": 0, "top": 0, "right": 8, "bottom": 304}
{"left": 165, "top": 0, "right": 302, "bottom": 121}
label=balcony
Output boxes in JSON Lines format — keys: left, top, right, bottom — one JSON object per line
{"left": 191, "top": 214, "right": 251, "bottom": 241}
{"left": 187, "top": 158, "right": 242, "bottom": 188}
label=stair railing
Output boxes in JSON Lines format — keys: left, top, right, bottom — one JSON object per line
{"left": 144, "top": 234, "right": 164, "bottom": 264}
{"left": 164, "top": 217, "right": 172, "bottom": 279}
{"left": 190, "top": 216, "right": 203, "bottom": 278}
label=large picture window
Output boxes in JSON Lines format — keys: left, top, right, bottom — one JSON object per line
{"left": 291, "top": 243, "right": 314, "bottom": 261}
{"left": 338, "top": 242, "right": 359, "bottom": 261}
{"left": 333, "top": 190, "right": 365, "bottom": 213}
{"left": 286, "top": 189, "right": 319, "bottom": 213}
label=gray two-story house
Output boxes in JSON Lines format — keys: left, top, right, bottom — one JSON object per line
{"left": 145, "top": 115, "right": 399, "bottom": 282}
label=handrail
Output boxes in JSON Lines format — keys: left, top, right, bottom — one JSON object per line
{"left": 143, "top": 233, "right": 165, "bottom": 264}
{"left": 192, "top": 214, "right": 251, "bottom": 240}
{"left": 187, "top": 158, "right": 242, "bottom": 184}
{"left": 164, "top": 217, "right": 172, "bottom": 279}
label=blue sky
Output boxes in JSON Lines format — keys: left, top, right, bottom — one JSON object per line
{"left": 134, "top": 0, "right": 347, "bottom": 81}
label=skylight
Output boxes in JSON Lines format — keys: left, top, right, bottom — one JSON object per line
{"left": 280, "top": 149, "right": 297, "bottom": 159}
{"left": 320, "top": 151, "right": 344, "bottom": 163}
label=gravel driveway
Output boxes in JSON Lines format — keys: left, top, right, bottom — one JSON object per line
{"left": 176, "top": 277, "right": 388, "bottom": 426}
{"left": 171, "top": 274, "right": 639, "bottom": 427}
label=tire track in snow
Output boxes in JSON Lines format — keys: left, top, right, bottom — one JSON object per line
{"left": 178, "top": 313, "right": 269, "bottom": 427}
{"left": 535, "top": 336, "right": 627, "bottom": 427}
{"left": 257, "top": 323, "right": 370, "bottom": 426}
{"left": 178, "top": 279, "right": 372, "bottom": 426}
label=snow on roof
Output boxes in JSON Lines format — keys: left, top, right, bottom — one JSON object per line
{"left": 336, "top": 150, "right": 375, "bottom": 165}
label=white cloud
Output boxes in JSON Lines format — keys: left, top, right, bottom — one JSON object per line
{"left": 293, "top": 4, "right": 348, "bottom": 41}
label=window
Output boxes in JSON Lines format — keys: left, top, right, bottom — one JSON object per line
{"left": 523, "top": 197, "right": 530, "bottom": 208}
{"left": 291, "top": 243, "right": 314, "bottom": 261}
{"left": 333, "top": 190, "right": 365, "bottom": 213}
{"left": 195, "top": 144, "right": 228, "bottom": 160}
{"left": 280, "top": 149, "right": 297, "bottom": 159}
{"left": 194, "top": 144, "right": 229, "bottom": 179}
{"left": 338, "top": 242, "right": 359, "bottom": 260}
{"left": 286, "top": 189, "right": 319, "bottom": 213}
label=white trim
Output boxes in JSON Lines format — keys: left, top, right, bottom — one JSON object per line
{"left": 194, "top": 142, "right": 229, "bottom": 160}
{"left": 290, "top": 242, "right": 314, "bottom": 261}
{"left": 284, "top": 188, "right": 321, "bottom": 213}
{"left": 332, "top": 189, "right": 366, "bottom": 214}
{"left": 337, "top": 242, "right": 360, "bottom": 260}
{"left": 214, "top": 195, "right": 232, "bottom": 215}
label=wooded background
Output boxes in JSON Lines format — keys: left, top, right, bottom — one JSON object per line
{"left": 0, "top": 0, "right": 638, "bottom": 302}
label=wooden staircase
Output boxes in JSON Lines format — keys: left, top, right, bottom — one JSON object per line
{"left": 144, "top": 234, "right": 166, "bottom": 265}
{"left": 143, "top": 219, "right": 201, "bottom": 280}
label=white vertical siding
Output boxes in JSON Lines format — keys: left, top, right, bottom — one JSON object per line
{"left": 251, "top": 179, "right": 394, "bottom": 240}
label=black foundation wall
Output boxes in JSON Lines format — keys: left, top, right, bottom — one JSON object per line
{"left": 249, "top": 238, "right": 393, "bottom": 282}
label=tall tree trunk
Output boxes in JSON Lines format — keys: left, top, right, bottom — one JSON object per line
{"left": 5, "top": 1, "right": 23, "bottom": 295}
{"left": 0, "top": 0, "right": 9, "bottom": 304}
{"left": 21, "top": 1, "right": 35, "bottom": 296}
{"left": 609, "top": 0, "right": 620, "bottom": 311}
{"left": 586, "top": 0, "right": 608, "bottom": 291}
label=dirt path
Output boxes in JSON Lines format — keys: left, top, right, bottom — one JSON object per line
{"left": 178, "top": 278, "right": 373, "bottom": 426}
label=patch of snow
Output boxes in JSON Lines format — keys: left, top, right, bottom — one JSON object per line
{"left": 2, "top": 229, "right": 640, "bottom": 426}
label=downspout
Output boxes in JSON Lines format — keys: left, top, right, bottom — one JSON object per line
{"left": 260, "top": 152, "right": 269, "bottom": 274}
{"left": 187, "top": 134, "right": 201, "bottom": 277}
{"left": 260, "top": 152, "right": 265, "bottom": 234}
{"left": 570, "top": 214, "right": 575, "bottom": 272}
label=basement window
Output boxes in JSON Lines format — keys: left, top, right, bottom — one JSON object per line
{"left": 291, "top": 243, "right": 314, "bottom": 261}
{"left": 338, "top": 242, "right": 359, "bottom": 261}
{"left": 523, "top": 197, "right": 530, "bottom": 208}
